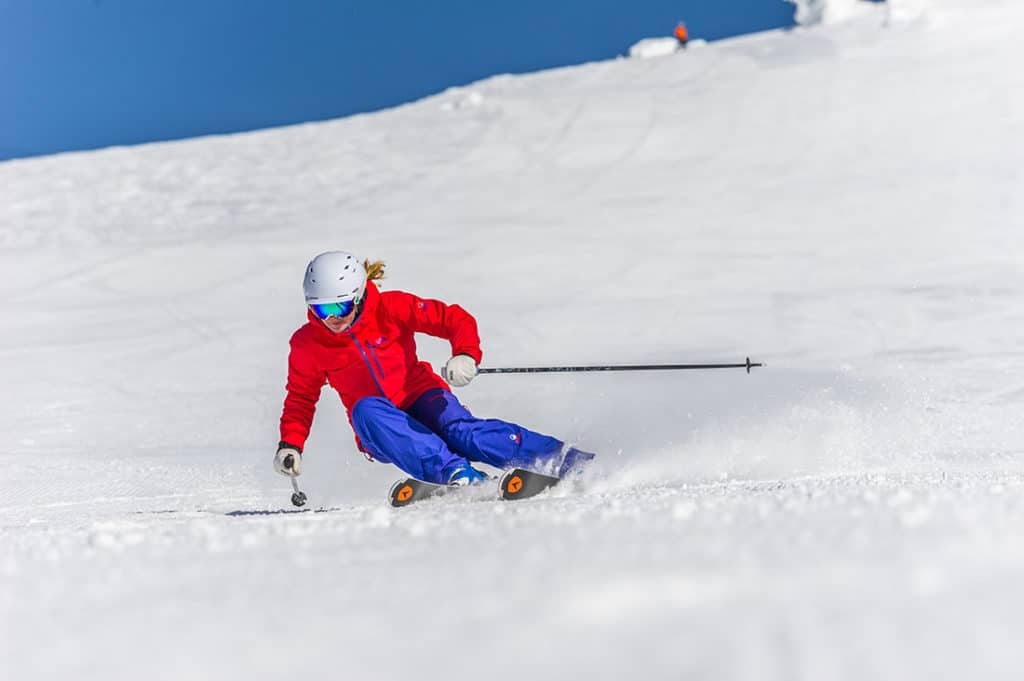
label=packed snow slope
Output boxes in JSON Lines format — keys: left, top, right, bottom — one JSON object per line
{"left": 2, "top": 1, "right": 1023, "bottom": 679}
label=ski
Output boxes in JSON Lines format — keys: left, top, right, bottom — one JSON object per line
{"left": 499, "top": 468, "right": 561, "bottom": 500}
{"left": 389, "top": 459, "right": 588, "bottom": 507}
{"left": 388, "top": 477, "right": 451, "bottom": 507}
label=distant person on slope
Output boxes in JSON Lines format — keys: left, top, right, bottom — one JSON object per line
{"left": 675, "top": 22, "right": 689, "bottom": 48}
{"left": 274, "top": 250, "right": 594, "bottom": 486}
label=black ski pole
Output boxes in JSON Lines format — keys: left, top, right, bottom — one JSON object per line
{"left": 290, "top": 477, "right": 307, "bottom": 507}
{"left": 479, "top": 357, "right": 763, "bottom": 375}
{"left": 283, "top": 453, "right": 307, "bottom": 507}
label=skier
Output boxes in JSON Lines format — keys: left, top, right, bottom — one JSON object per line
{"left": 274, "top": 251, "right": 594, "bottom": 487}
{"left": 674, "top": 22, "right": 689, "bottom": 48}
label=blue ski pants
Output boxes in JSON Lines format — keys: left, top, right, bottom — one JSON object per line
{"left": 351, "top": 389, "right": 563, "bottom": 484}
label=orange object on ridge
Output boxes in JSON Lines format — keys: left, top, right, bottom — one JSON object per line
{"left": 675, "top": 23, "right": 689, "bottom": 44}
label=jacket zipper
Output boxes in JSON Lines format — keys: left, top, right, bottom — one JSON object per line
{"left": 366, "top": 343, "right": 386, "bottom": 378}
{"left": 350, "top": 333, "right": 386, "bottom": 396}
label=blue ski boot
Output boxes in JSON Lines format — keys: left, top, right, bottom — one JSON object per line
{"left": 447, "top": 464, "right": 487, "bottom": 486}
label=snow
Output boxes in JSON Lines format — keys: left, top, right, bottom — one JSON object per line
{"left": 3, "top": 1, "right": 1024, "bottom": 678}
{"left": 628, "top": 37, "right": 707, "bottom": 58}
{"left": 628, "top": 37, "right": 680, "bottom": 59}
{"left": 786, "top": 0, "right": 880, "bottom": 25}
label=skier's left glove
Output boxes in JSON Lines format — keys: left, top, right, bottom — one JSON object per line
{"left": 443, "top": 354, "right": 478, "bottom": 387}
{"left": 274, "top": 442, "right": 302, "bottom": 477}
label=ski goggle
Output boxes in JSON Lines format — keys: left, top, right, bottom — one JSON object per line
{"left": 310, "top": 299, "right": 357, "bottom": 320}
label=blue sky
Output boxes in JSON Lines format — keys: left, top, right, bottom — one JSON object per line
{"left": 0, "top": 1, "right": 796, "bottom": 160}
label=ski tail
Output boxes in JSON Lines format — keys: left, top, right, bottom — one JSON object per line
{"left": 500, "top": 468, "right": 560, "bottom": 500}
{"left": 388, "top": 478, "right": 448, "bottom": 507}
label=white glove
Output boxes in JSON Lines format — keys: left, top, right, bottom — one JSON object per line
{"left": 274, "top": 445, "right": 302, "bottom": 477}
{"left": 443, "top": 354, "right": 478, "bottom": 387}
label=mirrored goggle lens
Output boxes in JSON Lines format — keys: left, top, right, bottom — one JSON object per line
{"left": 311, "top": 300, "right": 356, "bottom": 320}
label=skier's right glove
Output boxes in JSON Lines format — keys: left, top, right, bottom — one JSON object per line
{"left": 274, "top": 442, "right": 302, "bottom": 477}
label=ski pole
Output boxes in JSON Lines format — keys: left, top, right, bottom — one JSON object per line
{"left": 290, "top": 476, "right": 307, "bottom": 507}
{"left": 479, "top": 357, "right": 763, "bottom": 375}
{"left": 283, "top": 452, "right": 308, "bottom": 507}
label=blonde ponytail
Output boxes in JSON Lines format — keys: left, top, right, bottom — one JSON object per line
{"left": 364, "top": 259, "right": 386, "bottom": 282}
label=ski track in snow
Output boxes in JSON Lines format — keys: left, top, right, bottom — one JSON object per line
{"left": 5, "top": 467, "right": 1024, "bottom": 680}
{"left": 2, "top": 1, "right": 1024, "bottom": 679}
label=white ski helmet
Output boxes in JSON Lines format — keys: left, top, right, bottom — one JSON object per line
{"left": 303, "top": 251, "right": 367, "bottom": 305}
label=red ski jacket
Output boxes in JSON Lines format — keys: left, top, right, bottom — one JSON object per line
{"left": 279, "top": 281, "right": 483, "bottom": 452}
